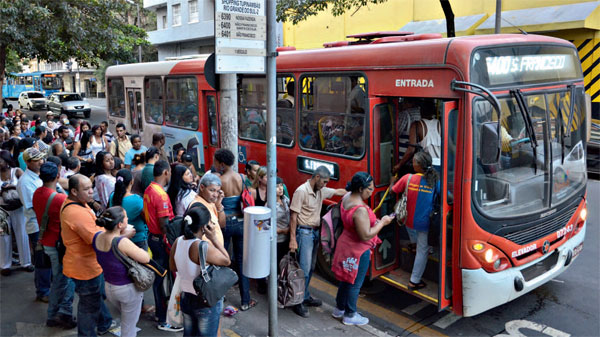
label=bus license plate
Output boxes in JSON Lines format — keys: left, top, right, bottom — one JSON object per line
{"left": 573, "top": 242, "right": 583, "bottom": 258}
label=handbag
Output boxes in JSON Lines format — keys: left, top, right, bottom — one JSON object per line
{"left": 111, "top": 237, "right": 156, "bottom": 291}
{"left": 0, "top": 207, "right": 10, "bottom": 236}
{"left": 192, "top": 240, "right": 238, "bottom": 307}
{"left": 240, "top": 174, "right": 255, "bottom": 209}
{"left": 394, "top": 174, "right": 412, "bottom": 225}
{"left": 1, "top": 185, "right": 22, "bottom": 211}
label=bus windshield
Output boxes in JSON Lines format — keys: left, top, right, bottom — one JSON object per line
{"left": 473, "top": 88, "right": 586, "bottom": 218}
{"left": 41, "top": 75, "right": 62, "bottom": 90}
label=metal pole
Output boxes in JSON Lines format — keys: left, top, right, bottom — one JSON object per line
{"left": 266, "top": 0, "right": 278, "bottom": 335}
{"left": 495, "top": 0, "right": 502, "bottom": 34}
{"left": 137, "top": 3, "right": 142, "bottom": 62}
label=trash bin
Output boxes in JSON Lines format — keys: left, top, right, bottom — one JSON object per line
{"left": 242, "top": 206, "right": 272, "bottom": 278}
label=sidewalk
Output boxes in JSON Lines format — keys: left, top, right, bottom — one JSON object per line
{"left": 0, "top": 266, "right": 390, "bottom": 337}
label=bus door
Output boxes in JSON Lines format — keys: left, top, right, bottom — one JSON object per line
{"left": 204, "top": 91, "right": 219, "bottom": 163}
{"left": 126, "top": 88, "right": 143, "bottom": 133}
{"left": 438, "top": 100, "right": 458, "bottom": 311}
{"left": 371, "top": 98, "right": 400, "bottom": 276}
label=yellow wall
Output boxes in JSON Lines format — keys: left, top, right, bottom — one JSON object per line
{"left": 282, "top": 0, "right": 599, "bottom": 49}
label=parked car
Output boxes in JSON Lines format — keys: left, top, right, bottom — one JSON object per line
{"left": 18, "top": 91, "right": 47, "bottom": 110}
{"left": 47, "top": 92, "right": 91, "bottom": 118}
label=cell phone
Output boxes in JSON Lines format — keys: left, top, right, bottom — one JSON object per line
{"left": 389, "top": 212, "right": 397, "bottom": 218}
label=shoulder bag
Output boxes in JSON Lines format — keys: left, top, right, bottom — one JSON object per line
{"left": 111, "top": 237, "right": 156, "bottom": 291}
{"left": 394, "top": 174, "right": 412, "bottom": 225}
{"left": 193, "top": 240, "right": 238, "bottom": 307}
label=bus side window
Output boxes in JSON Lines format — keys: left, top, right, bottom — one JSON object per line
{"left": 165, "top": 76, "right": 198, "bottom": 130}
{"left": 299, "top": 75, "right": 366, "bottom": 157}
{"left": 238, "top": 77, "right": 267, "bottom": 142}
{"left": 207, "top": 95, "right": 218, "bottom": 146}
{"left": 107, "top": 78, "right": 126, "bottom": 118}
{"left": 276, "top": 76, "right": 295, "bottom": 146}
{"left": 144, "top": 77, "right": 163, "bottom": 124}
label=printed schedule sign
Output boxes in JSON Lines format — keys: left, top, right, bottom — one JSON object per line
{"left": 215, "top": 0, "right": 266, "bottom": 74}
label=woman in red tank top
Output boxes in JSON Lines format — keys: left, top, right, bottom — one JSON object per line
{"left": 331, "top": 172, "right": 394, "bottom": 326}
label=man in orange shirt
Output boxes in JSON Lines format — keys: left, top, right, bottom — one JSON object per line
{"left": 61, "top": 174, "right": 118, "bottom": 336}
{"left": 143, "top": 160, "right": 181, "bottom": 332}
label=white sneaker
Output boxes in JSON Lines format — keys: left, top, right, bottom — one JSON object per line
{"left": 332, "top": 307, "right": 345, "bottom": 318}
{"left": 157, "top": 323, "right": 183, "bottom": 332}
{"left": 342, "top": 312, "right": 369, "bottom": 326}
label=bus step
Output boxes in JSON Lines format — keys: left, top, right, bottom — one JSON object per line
{"left": 378, "top": 269, "right": 439, "bottom": 305}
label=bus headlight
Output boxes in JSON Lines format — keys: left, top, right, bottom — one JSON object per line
{"left": 468, "top": 240, "right": 511, "bottom": 273}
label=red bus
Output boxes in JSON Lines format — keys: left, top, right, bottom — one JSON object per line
{"left": 105, "top": 33, "right": 589, "bottom": 316}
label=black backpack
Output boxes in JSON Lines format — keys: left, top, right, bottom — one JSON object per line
{"left": 165, "top": 202, "right": 204, "bottom": 245}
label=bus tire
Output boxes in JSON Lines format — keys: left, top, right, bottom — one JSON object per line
{"left": 316, "top": 245, "right": 338, "bottom": 285}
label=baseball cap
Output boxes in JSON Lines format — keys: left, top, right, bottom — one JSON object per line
{"left": 23, "top": 148, "right": 44, "bottom": 162}
{"left": 46, "top": 111, "right": 55, "bottom": 116}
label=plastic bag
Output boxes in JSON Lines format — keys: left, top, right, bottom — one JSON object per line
{"left": 166, "top": 275, "right": 183, "bottom": 327}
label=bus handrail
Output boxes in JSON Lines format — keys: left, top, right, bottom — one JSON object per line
{"left": 451, "top": 80, "right": 502, "bottom": 163}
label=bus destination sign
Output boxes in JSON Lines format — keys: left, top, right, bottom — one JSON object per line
{"left": 296, "top": 156, "right": 340, "bottom": 181}
{"left": 215, "top": 0, "right": 266, "bottom": 74}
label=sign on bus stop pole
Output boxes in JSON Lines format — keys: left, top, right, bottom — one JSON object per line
{"left": 215, "top": 1, "right": 276, "bottom": 335}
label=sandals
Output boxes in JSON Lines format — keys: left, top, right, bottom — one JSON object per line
{"left": 240, "top": 299, "right": 257, "bottom": 311}
{"left": 408, "top": 281, "right": 427, "bottom": 291}
{"left": 141, "top": 305, "right": 156, "bottom": 314}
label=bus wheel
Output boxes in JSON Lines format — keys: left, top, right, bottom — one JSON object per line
{"left": 315, "top": 245, "right": 338, "bottom": 284}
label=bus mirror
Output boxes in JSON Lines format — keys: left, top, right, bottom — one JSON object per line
{"left": 480, "top": 122, "right": 500, "bottom": 165}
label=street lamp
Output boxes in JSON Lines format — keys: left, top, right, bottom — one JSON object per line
{"left": 126, "top": 0, "right": 142, "bottom": 62}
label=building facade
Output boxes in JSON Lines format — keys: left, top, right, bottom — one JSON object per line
{"left": 144, "top": 0, "right": 215, "bottom": 60}
{"left": 24, "top": 59, "right": 102, "bottom": 98}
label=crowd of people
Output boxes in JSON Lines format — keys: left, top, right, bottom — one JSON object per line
{"left": 0, "top": 108, "right": 441, "bottom": 336}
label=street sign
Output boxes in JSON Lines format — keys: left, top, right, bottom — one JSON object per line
{"left": 215, "top": 0, "right": 266, "bottom": 74}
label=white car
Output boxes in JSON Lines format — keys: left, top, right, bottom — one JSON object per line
{"left": 18, "top": 91, "right": 47, "bottom": 110}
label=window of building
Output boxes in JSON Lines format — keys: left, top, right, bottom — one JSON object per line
{"left": 188, "top": 0, "right": 199, "bottom": 22}
{"left": 144, "top": 77, "right": 164, "bottom": 124}
{"left": 162, "top": 15, "right": 167, "bottom": 29}
{"left": 172, "top": 4, "right": 181, "bottom": 26}
{"left": 299, "top": 74, "right": 367, "bottom": 157}
{"left": 165, "top": 76, "right": 198, "bottom": 130}
{"left": 107, "top": 78, "right": 126, "bottom": 117}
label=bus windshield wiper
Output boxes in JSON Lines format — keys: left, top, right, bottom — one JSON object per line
{"left": 511, "top": 89, "right": 538, "bottom": 173}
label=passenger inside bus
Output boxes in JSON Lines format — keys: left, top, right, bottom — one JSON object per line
{"left": 346, "top": 76, "right": 366, "bottom": 114}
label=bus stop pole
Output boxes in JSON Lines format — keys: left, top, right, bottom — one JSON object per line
{"left": 266, "top": 0, "right": 278, "bottom": 335}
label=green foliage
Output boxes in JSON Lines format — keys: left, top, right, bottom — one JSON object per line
{"left": 276, "top": 0, "right": 389, "bottom": 24}
{"left": 4, "top": 49, "right": 23, "bottom": 74}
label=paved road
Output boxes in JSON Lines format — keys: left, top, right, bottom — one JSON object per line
{"left": 7, "top": 98, "right": 107, "bottom": 126}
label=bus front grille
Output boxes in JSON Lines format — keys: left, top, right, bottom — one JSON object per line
{"left": 503, "top": 205, "right": 578, "bottom": 245}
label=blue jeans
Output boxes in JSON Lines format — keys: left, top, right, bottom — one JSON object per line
{"left": 43, "top": 246, "right": 75, "bottom": 319}
{"left": 148, "top": 234, "right": 169, "bottom": 323}
{"left": 72, "top": 274, "right": 113, "bottom": 337}
{"left": 406, "top": 227, "right": 429, "bottom": 284}
{"left": 296, "top": 227, "right": 319, "bottom": 301}
{"left": 28, "top": 231, "right": 51, "bottom": 297}
{"left": 181, "top": 292, "right": 223, "bottom": 337}
{"left": 223, "top": 216, "right": 251, "bottom": 305}
{"left": 335, "top": 250, "right": 371, "bottom": 316}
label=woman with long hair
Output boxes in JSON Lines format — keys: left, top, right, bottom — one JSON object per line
{"left": 391, "top": 151, "right": 440, "bottom": 291}
{"left": 167, "top": 164, "right": 197, "bottom": 216}
{"left": 90, "top": 125, "right": 108, "bottom": 158}
{"left": 130, "top": 153, "right": 146, "bottom": 196}
{"left": 250, "top": 166, "right": 267, "bottom": 206}
{"left": 169, "top": 204, "right": 230, "bottom": 337}
{"left": 331, "top": 172, "right": 393, "bottom": 326}
{"left": 73, "top": 130, "right": 94, "bottom": 176}
{"left": 93, "top": 207, "right": 149, "bottom": 337}
{"left": 0, "top": 150, "right": 28, "bottom": 275}
{"left": 94, "top": 151, "right": 116, "bottom": 209}
{"left": 74, "top": 121, "right": 91, "bottom": 142}
{"left": 110, "top": 169, "right": 147, "bottom": 250}
{"left": 8, "top": 123, "right": 21, "bottom": 140}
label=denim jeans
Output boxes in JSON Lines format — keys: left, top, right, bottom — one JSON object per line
{"left": 43, "top": 246, "right": 75, "bottom": 319}
{"left": 335, "top": 250, "right": 370, "bottom": 316}
{"left": 104, "top": 282, "right": 143, "bottom": 337}
{"left": 181, "top": 292, "right": 223, "bottom": 337}
{"left": 223, "top": 216, "right": 251, "bottom": 305}
{"left": 296, "top": 227, "right": 319, "bottom": 300}
{"left": 406, "top": 227, "right": 429, "bottom": 284}
{"left": 148, "top": 234, "right": 169, "bottom": 323}
{"left": 72, "top": 274, "right": 113, "bottom": 337}
{"left": 28, "top": 231, "right": 51, "bottom": 297}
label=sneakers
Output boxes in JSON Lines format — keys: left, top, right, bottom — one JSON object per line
{"left": 292, "top": 303, "right": 309, "bottom": 318}
{"left": 303, "top": 296, "right": 322, "bottom": 307}
{"left": 342, "top": 312, "right": 369, "bottom": 326}
{"left": 332, "top": 307, "right": 345, "bottom": 319}
{"left": 35, "top": 295, "right": 49, "bottom": 303}
{"left": 98, "top": 320, "right": 118, "bottom": 335}
{"left": 47, "top": 314, "right": 76, "bottom": 330}
{"left": 157, "top": 322, "right": 183, "bottom": 332}
{"left": 22, "top": 265, "right": 35, "bottom": 272}
{"left": 1, "top": 268, "right": 11, "bottom": 276}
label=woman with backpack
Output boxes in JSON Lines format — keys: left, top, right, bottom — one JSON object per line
{"left": 331, "top": 172, "right": 394, "bottom": 326}
{"left": 391, "top": 151, "right": 440, "bottom": 291}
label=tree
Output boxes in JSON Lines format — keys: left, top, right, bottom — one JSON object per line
{"left": 277, "top": 0, "right": 389, "bottom": 24}
{"left": 0, "top": 0, "right": 147, "bottom": 102}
